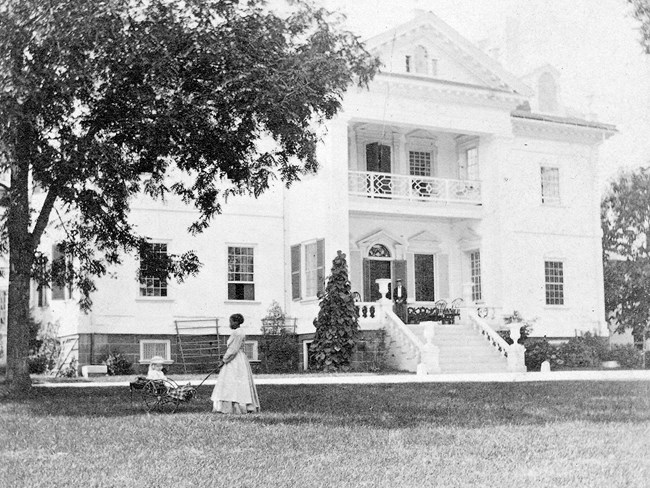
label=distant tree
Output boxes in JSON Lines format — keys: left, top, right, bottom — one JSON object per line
{"left": 629, "top": 0, "right": 650, "bottom": 53}
{"left": 310, "top": 251, "right": 359, "bottom": 372}
{"left": 601, "top": 167, "right": 650, "bottom": 343}
{"left": 0, "top": 0, "right": 379, "bottom": 391}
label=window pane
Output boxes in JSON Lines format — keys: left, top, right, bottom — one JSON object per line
{"left": 409, "top": 151, "right": 432, "bottom": 177}
{"left": 139, "top": 243, "right": 168, "bottom": 297}
{"left": 470, "top": 251, "right": 482, "bottom": 302}
{"left": 541, "top": 167, "right": 560, "bottom": 204}
{"left": 544, "top": 261, "right": 564, "bottom": 305}
{"left": 228, "top": 246, "right": 254, "bottom": 282}
{"left": 305, "top": 242, "right": 318, "bottom": 297}
{"left": 244, "top": 341, "right": 258, "bottom": 361}
{"left": 228, "top": 283, "right": 255, "bottom": 301}
{"left": 466, "top": 148, "right": 479, "bottom": 181}
{"left": 142, "top": 341, "right": 169, "bottom": 361}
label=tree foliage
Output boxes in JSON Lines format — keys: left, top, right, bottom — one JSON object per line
{"left": 0, "top": 0, "right": 379, "bottom": 390}
{"left": 629, "top": 0, "right": 650, "bottom": 53}
{"left": 601, "top": 167, "right": 650, "bottom": 342}
{"left": 310, "top": 250, "right": 359, "bottom": 372}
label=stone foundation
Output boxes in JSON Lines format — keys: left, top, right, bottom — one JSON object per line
{"left": 73, "top": 329, "right": 387, "bottom": 374}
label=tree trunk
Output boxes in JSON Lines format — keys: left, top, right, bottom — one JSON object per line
{"left": 6, "top": 267, "right": 33, "bottom": 391}
{"left": 5, "top": 121, "right": 37, "bottom": 392}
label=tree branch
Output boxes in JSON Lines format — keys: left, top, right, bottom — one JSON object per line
{"left": 30, "top": 187, "right": 58, "bottom": 248}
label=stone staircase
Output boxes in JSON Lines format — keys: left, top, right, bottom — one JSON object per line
{"left": 406, "top": 320, "right": 509, "bottom": 374}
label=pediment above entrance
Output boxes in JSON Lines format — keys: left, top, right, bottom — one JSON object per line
{"left": 355, "top": 229, "right": 406, "bottom": 260}
{"left": 457, "top": 228, "right": 481, "bottom": 251}
{"left": 407, "top": 231, "right": 441, "bottom": 253}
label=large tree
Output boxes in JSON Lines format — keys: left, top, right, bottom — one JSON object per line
{"left": 0, "top": 0, "right": 379, "bottom": 391}
{"left": 629, "top": 0, "right": 650, "bottom": 53}
{"left": 601, "top": 167, "right": 650, "bottom": 343}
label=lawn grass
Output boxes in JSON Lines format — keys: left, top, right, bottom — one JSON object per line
{"left": 1, "top": 381, "right": 649, "bottom": 487}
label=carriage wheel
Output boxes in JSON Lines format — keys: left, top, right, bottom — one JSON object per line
{"left": 158, "top": 396, "right": 180, "bottom": 414}
{"left": 142, "top": 380, "right": 164, "bottom": 412}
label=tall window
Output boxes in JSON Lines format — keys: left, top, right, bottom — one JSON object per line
{"left": 414, "top": 254, "right": 434, "bottom": 301}
{"left": 405, "top": 55, "right": 411, "bottom": 73}
{"left": 139, "top": 242, "right": 168, "bottom": 297}
{"left": 291, "top": 239, "right": 325, "bottom": 300}
{"left": 466, "top": 148, "right": 479, "bottom": 181}
{"left": 541, "top": 166, "right": 560, "bottom": 205}
{"left": 545, "top": 261, "right": 564, "bottom": 305}
{"left": 470, "top": 250, "right": 482, "bottom": 302}
{"left": 228, "top": 246, "right": 255, "bottom": 300}
{"left": 409, "top": 151, "right": 432, "bottom": 177}
{"left": 51, "top": 244, "right": 70, "bottom": 300}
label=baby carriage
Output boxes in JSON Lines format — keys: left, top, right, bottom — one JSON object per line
{"left": 129, "top": 365, "right": 221, "bottom": 413}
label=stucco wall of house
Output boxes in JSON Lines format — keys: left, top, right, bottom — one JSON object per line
{"left": 497, "top": 132, "right": 607, "bottom": 336}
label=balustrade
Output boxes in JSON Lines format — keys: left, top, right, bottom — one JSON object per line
{"left": 348, "top": 171, "right": 481, "bottom": 205}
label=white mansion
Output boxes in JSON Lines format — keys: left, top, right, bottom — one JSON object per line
{"left": 9, "top": 11, "right": 616, "bottom": 374}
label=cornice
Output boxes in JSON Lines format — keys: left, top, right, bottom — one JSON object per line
{"left": 511, "top": 113, "right": 615, "bottom": 144}
{"left": 373, "top": 72, "right": 526, "bottom": 107}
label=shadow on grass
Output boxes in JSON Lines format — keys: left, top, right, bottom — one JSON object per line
{"left": 4, "top": 381, "right": 650, "bottom": 429}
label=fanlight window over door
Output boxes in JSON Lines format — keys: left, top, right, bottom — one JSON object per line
{"left": 368, "top": 244, "right": 391, "bottom": 258}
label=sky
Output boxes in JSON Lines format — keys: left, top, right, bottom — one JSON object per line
{"left": 315, "top": 0, "right": 650, "bottom": 189}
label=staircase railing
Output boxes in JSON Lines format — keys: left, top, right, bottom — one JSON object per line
{"left": 467, "top": 308, "right": 509, "bottom": 359}
{"left": 384, "top": 308, "right": 424, "bottom": 369}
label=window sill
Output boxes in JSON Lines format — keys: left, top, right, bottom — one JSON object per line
{"left": 544, "top": 305, "right": 568, "bottom": 310}
{"left": 224, "top": 300, "right": 261, "bottom": 305}
{"left": 136, "top": 297, "right": 174, "bottom": 302}
{"left": 299, "top": 297, "right": 320, "bottom": 304}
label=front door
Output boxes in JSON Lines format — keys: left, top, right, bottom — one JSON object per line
{"left": 363, "top": 259, "right": 391, "bottom": 302}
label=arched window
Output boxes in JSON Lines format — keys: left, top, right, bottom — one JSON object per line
{"left": 368, "top": 244, "right": 391, "bottom": 258}
{"left": 538, "top": 72, "right": 558, "bottom": 113}
{"left": 414, "top": 45, "right": 429, "bottom": 75}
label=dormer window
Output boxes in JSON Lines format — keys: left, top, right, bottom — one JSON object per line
{"left": 538, "top": 72, "right": 558, "bottom": 113}
{"left": 405, "top": 55, "right": 412, "bottom": 73}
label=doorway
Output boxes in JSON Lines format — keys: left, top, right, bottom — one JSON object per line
{"left": 363, "top": 259, "right": 391, "bottom": 302}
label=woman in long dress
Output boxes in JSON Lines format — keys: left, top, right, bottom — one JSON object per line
{"left": 211, "top": 313, "right": 260, "bottom": 414}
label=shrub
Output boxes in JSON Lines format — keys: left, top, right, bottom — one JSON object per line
{"left": 28, "top": 354, "right": 50, "bottom": 374}
{"left": 259, "top": 301, "right": 299, "bottom": 373}
{"left": 259, "top": 331, "right": 299, "bottom": 373}
{"left": 557, "top": 333, "right": 608, "bottom": 369}
{"left": 60, "top": 358, "right": 78, "bottom": 378}
{"left": 523, "top": 338, "right": 557, "bottom": 371}
{"left": 102, "top": 352, "right": 133, "bottom": 375}
{"left": 603, "top": 344, "right": 644, "bottom": 369}
{"left": 27, "top": 318, "right": 60, "bottom": 375}
{"left": 310, "top": 251, "right": 359, "bottom": 372}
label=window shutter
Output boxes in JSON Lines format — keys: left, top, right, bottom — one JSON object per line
{"left": 379, "top": 144, "right": 392, "bottom": 173}
{"left": 363, "top": 259, "right": 372, "bottom": 302}
{"left": 316, "top": 239, "right": 325, "bottom": 295}
{"left": 291, "top": 245, "right": 301, "bottom": 300}
{"left": 349, "top": 250, "right": 362, "bottom": 298}
{"left": 393, "top": 260, "right": 407, "bottom": 293}
{"left": 51, "top": 244, "right": 66, "bottom": 300}
{"left": 437, "top": 254, "right": 449, "bottom": 300}
{"left": 366, "top": 143, "right": 379, "bottom": 172}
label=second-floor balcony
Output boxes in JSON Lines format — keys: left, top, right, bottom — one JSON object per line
{"left": 348, "top": 171, "right": 482, "bottom": 205}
